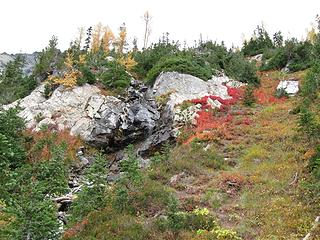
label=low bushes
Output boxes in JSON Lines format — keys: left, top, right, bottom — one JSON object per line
{"left": 146, "top": 56, "right": 212, "bottom": 85}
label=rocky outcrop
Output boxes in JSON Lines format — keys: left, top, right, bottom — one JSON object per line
{"left": 2, "top": 81, "right": 170, "bottom": 154}
{"left": 276, "top": 80, "right": 299, "bottom": 96}
{"left": 2, "top": 72, "right": 243, "bottom": 155}
{"left": 152, "top": 72, "right": 244, "bottom": 127}
{"left": 153, "top": 72, "right": 244, "bottom": 108}
{"left": 87, "top": 81, "right": 164, "bottom": 152}
{"left": 2, "top": 84, "right": 100, "bottom": 140}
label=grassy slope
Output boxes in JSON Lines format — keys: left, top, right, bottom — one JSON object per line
{"left": 164, "top": 70, "right": 320, "bottom": 239}
{"left": 66, "top": 70, "right": 320, "bottom": 240}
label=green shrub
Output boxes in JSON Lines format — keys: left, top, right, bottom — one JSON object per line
{"left": 243, "top": 84, "right": 256, "bottom": 106}
{"left": 1, "top": 144, "right": 69, "bottom": 240}
{"left": 133, "top": 35, "right": 180, "bottom": 79}
{"left": 0, "top": 108, "right": 26, "bottom": 170}
{"left": 242, "top": 25, "right": 274, "bottom": 57}
{"left": 33, "top": 36, "right": 62, "bottom": 80}
{"left": 195, "top": 41, "right": 259, "bottom": 85}
{"left": 260, "top": 48, "right": 287, "bottom": 71}
{"left": 146, "top": 56, "right": 212, "bottom": 85}
{"left": 309, "top": 146, "right": 320, "bottom": 179}
{"left": 260, "top": 39, "right": 313, "bottom": 72}
{"left": 69, "top": 154, "right": 108, "bottom": 223}
{"left": 65, "top": 208, "right": 150, "bottom": 240}
{"left": 101, "top": 61, "right": 131, "bottom": 89}
{"left": 225, "top": 53, "right": 259, "bottom": 85}
{"left": 112, "top": 146, "right": 172, "bottom": 216}
{"left": 78, "top": 66, "right": 96, "bottom": 85}
{"left": 301, "top": 62, "right": 320, "bottom": 99}
{"left": 159, "top": 198, "right": 216, "bottom": 232}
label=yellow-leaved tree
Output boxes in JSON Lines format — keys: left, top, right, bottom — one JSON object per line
{"left": 118, "top": 53, "right": 137, "bottom": 71}
{"left": 307, "top": 27, "right": 317, "bottom": 44}
{"left": 102, "top": 26, "right": 115, "bottom": 53}
{"left": 91, "top": 23, "right": 103, "bottom": 53}
{"left": 49, "top": 52, "right": 82, "bottom": 88}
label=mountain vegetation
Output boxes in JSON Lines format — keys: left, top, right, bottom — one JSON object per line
{"left": 0, "top": 16, "right": 320, "bottom": 240}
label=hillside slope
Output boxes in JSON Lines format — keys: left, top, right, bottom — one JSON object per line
{"left": 61, "top": 71, "right": 319, "bottom": 240}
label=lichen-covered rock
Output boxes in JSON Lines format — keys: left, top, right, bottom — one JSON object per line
{"left": 2, "top": 84, "right": 100, "bottom": 140}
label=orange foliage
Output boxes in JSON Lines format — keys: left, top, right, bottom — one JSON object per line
{"left": 102, "top": 26, "right": 115, "bottom": 53}
{"left": 303, "top": 148, "right": 317, "bottom": 161}
{"left": 182, "top": 86, "right": 243, "bottom": 144}
{"left": 118, "top": 53, "right": 137, "bottom": 70}
{"left": 91, "top": 23, "right": 103, "bottom": 53}
{"left": 26, "top": 128, "right": 83, "bottom": 162}
{"left": 50, "top": 52, "right": 81, "bottom": 88}
{"left": 219, "top": 172, "right": 249, "bottom": 195}
{"left": 63, "top": 219, "right": 89, "bottom": 239}
{"left": 254, "top": 88, "right": 286, "bottom": 105}
{"left": 116, "top": 23, "right": 127, "bottom": 55}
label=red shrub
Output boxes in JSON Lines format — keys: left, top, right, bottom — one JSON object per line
{"left": 63, "top": 219, "right": 89, "bottom": 239}
{"left": 254, "top": 89, "right": 286, "bottom": 105}
{"left": 26, "top": 128, "right": 83, "bottom": 162}
{"left": 183, "top": 86, "right": 244, "bottom": 144}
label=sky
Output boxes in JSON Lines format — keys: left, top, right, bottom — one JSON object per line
{"left": 1, "top": 0, "right": 320, "bottom": 53}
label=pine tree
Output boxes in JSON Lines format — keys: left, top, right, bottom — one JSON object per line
{"left": 84, "top": 26, "right": 92, "bottom": 52}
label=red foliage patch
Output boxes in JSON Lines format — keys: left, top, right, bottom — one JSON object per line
{"left": 254, "top": 88, "right": 286, "bottom": 105}
{"left": 190, "top": 87, "right": 243, "bottom": 110}
{"left": 25, "top": 128, "right": 83, "bottom": 162}
{"left": 63, "top": 219, "right": 89, "bottom": 239}
{"left": 182, "top": 86, "right": 244, "bottom": 144}
{"left": 219, "top": 172, "right": 249, "bottom": 195}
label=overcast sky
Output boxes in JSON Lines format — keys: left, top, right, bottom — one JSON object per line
{"left": 1, "top": 0, "right": 320, "bottom": 53}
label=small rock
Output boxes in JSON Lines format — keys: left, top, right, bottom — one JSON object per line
{"left": 277, "top": 80, "right": 299, "bottom": 96}
{"left": 169, "top": 172, "right": 186, "bottom": 186}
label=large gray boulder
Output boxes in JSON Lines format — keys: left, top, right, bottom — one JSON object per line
{"left": 153, "top": 72, "right": 244, "bottom": 109}
{"left": 152, "top": 72, "right": 244, "bottom": 127}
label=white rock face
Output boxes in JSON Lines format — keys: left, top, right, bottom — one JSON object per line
{"left": 277, "top": 80, "right": 299, "bottom": 96}
{"left": 153, "top": 72, "right": 244, "bottom": 109}
{"left": 2, "top": 82, "right": 163, "bottom": 152}
{"left": 2, "top": 84, "right": 109, "bottom": 140}
{"left": 152, "top": 72, "right": 244, "bottom": 126}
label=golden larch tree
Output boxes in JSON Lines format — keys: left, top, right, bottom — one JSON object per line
{"left": 50, "top": 52, "right": 80, "bottom": 88}
{"left": 91, "top": 23, "right": 103, "bottom": 53}
{"left": 102, "top": 26, "right": 115, "bottom": 53}
{"left": 307, "top": 27, "right": 317, "bottom": 44}
{"left": 118, "top": 53, "right": 137, "bottom": 71}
